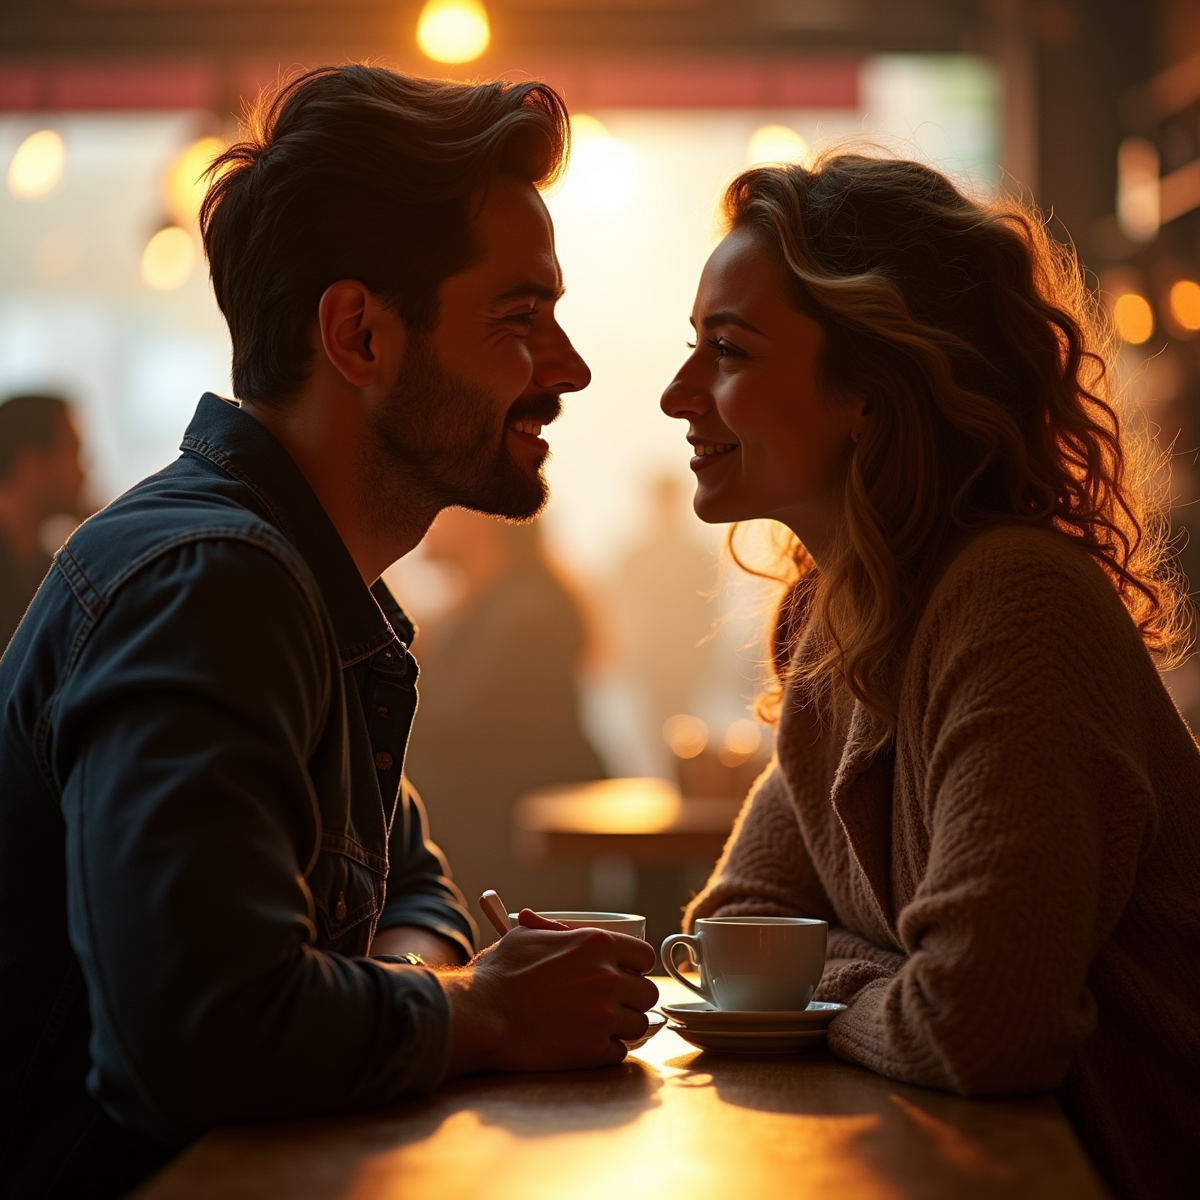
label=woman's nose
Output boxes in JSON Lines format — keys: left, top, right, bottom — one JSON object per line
{"left": 661, "top": 368, "right": 708, "bottom": 420}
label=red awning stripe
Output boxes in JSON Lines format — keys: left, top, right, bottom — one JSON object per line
{"left": 0, "top": 61, "right": 217, "bottom": 111}
{"left": 0, "top": 56, "right": 859, "bottom": 114}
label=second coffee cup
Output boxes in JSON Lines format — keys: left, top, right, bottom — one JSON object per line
{"left": 660, "top": 916, "right": 827, "bottom": 1011}
{"left": 509, "top": 911, "right": 647, "bottom": 938}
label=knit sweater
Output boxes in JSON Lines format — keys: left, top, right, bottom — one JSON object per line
{"left": 686, "top": 525, "right": 1200, "bottom": 1200}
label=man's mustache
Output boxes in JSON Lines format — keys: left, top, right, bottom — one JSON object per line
{"left": 506, "top": 393, "right": 562, "bottom": 427}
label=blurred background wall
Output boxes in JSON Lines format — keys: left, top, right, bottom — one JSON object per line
{"left": 2, "top": 0, "right": 1199, "bottom": 941}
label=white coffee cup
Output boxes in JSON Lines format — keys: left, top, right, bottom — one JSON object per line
{"left": 509, "top": 911, "right": 646, "bottom": 939}
{"left": 660, "top": 917, "right": 827, "bottom": 1011}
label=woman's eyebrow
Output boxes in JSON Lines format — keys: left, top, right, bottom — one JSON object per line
{"left": 698, "top": 310, "right": 767, "bottom": 336}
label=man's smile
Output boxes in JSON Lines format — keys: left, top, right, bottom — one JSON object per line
{"left": 505, "top": 393, "right": 561, "bottom": 455}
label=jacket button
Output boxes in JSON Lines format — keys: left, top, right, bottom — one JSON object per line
{"left": 374, "top": 751, "right": 394, "bottom": 771}
{"left": 335, "top": 891, "right": 347, "bottom": 921}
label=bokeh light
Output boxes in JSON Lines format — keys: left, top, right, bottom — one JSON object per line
{"left": 165, "top": 136, "right": 225, "bottom": 228}
{"left": 1116, "top": 137, "right": 1160, "bottom": 243}
{"left": 7, "top": 129, "right": 65, "bottom": 199}
{"left": 560, "top": 114, "right": 642, "bottom": 215}
{"left": 663, "top": 714, "right": 708, "bottom": 759}
{"left": 1112, "top": 292, "right": 1154, "bottom": 345}
{"left": 570, "top": 113, "right": 609, "bottom": 146}
{"left": 140, "top": 226, "right": 196, "bottom": 290}
{"left": 518, "top": 778, "right": 681, "bottom": 835}
{"left": 746, "top": 124, "right": 810, "bottom": 167}
{"left": 416, "top": 0, "right": 490, "bottom": 63}
{"left": 717, "top": 719, "right": 762, "bottom": 767}
{"left": 1168, "top": 280, "right": 1200, "bottom": 334}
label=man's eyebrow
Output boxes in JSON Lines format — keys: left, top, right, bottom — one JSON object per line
{"left": 494, "top": 280, "right": 565, "bottom": 303}
{"left": 696, "top": 310, "right": 767, "bottom": 336}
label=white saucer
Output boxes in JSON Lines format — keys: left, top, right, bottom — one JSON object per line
{"left": 668, "top": 1024, "right": 828, "bottom": 1055}
{"left": 660, "top": 1001, "right": 845, "bottom": 1032}
{"left": 622, "top": 1010, "right": 667, "bottom": 1051}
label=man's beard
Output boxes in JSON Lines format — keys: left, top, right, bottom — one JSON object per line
{"left": 366, "top": 334, "right": 559, "bottom": 525}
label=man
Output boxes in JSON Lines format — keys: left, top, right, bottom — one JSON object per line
{"left": 0, "top": 66, "right": 656, "bottom": 1200}
{"left": 0, "top": 393, "right": 85, "bottom": 650}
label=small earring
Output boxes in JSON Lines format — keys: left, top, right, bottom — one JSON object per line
{"left": 851, "top": 430, "right": 861, "bottom": 444}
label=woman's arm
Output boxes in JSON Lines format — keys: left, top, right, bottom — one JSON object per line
{"left": 686, "top": 765, "right": 906, "bottom": 992}
{"left": 685, "top": 764, "right": 839, "bottom": 927}
{"left": 827, "top": 536, "right": 1160, "bottom": 1097}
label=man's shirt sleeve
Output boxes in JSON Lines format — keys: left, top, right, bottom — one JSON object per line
{"left": 378, "top": 775, "right": 477, "bottom": 961}
{"left": 52, "top": 536, "right": 453, "bottom": 1144}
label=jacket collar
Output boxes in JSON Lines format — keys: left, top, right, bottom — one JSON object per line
{"left": 180, "top": 393, "right": 414, "bottom": 667}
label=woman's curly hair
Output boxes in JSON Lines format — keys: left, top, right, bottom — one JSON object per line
{"left": 724, "top": 153, "right": 1188, "bottom": 741}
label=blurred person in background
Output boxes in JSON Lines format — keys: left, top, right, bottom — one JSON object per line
{"left": 614, "top": 475, "right": 719, "bottom": 761}
{"left": 404, "top": 509, "right": 604, "bottom": 931}
{"left": 0, "top": 393, "right": 85, "bottom": 650}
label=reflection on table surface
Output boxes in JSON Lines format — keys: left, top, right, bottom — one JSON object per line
{"left": 133, "top": 978, "right": 1107, "bottom": 1200}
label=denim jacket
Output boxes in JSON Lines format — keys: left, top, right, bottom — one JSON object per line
{"left": 0, "top": 394, "right": 476, "bottom": 1198}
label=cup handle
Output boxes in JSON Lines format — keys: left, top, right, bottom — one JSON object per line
{"left": 660, "top": 933, "right": 709, "bottom": 1000}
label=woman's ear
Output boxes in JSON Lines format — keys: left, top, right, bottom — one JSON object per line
{"left": 850, "top": 397, "right": 869, "bottom": 444}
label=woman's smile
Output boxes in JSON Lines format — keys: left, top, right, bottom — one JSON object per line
{"left": 687, "top": 434, "right": 739, "bottom": 469}
{"left": 661, "top": 226, "right": 863, "bottom": 553}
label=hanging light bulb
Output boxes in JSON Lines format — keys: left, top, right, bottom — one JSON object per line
{"left": 141, "top": 226, "right": 196, "bottom": 291}
{"left": 7, "top": 129, "right": 65, "bottom": 200}
{"left": 164, "top": 136, "right": 226, "bottom": 228}
{"left": 416, "top": 0, "right": 490, "bottom": 64}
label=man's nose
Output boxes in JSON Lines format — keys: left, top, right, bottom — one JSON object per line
{"left": 534, "top": 323, "right": 591, "bottom": 395}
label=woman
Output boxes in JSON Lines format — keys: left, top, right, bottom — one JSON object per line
{"left": 661, "top": 154, "right": 1199, "bottom": 1200}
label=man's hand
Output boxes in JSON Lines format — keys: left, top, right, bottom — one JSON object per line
{"left": 371, "top": 924, "right": 464, "bottom": 966}
{"left": 440, "top": 909, "right": 658, "bottom": 1076}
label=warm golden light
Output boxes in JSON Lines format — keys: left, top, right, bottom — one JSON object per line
{"left": 416, "top": 0, "right": 490, "bottom": 63}
{"left": 518, "top": 778, "right": 682, "bottom": 835}
{"left": 664, "top": 714, "right": 708, "bottom": 760}
{"left": 718, "top": 719, "right": 763, "bottom": 766}
{"left": 570, "top": 113, "right": 609, "bottom": 145}
{"left": 746, "top": 124, "right": 810, "bottom": 167}
{"left": 560, "top": 114, "right": 642, "bottom": 215}
{"left": 1116, "top": 137, "right": 1160, "bottom": 243}
{"left": 1168, "top": 280, "right": 1200, "bottom": 333}
{"left": 1112, "top": 292, "right": 1154, "bottom": 345}
{"left": 165, "top": 136, "right": 225, "bottom": 228}
{"left": 7, "top": 129, "right": 65, "bottom": 199}
{"left": 140, "top": 226, "right": 196, "bottom": 290}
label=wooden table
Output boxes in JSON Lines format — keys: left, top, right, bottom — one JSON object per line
{"left": 134, "top": 978, "right": 1108, "bottom": 1200}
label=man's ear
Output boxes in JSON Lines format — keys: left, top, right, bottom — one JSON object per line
{"left": 316, "top": 280, "right": 407, "bottom": 389}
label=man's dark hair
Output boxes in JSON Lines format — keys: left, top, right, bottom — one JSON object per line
{"left": 200, "top": 64, "right": 570, "bottom": 407}
{"left": 0, "top": 393, "right": 69, "bottom": 482}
